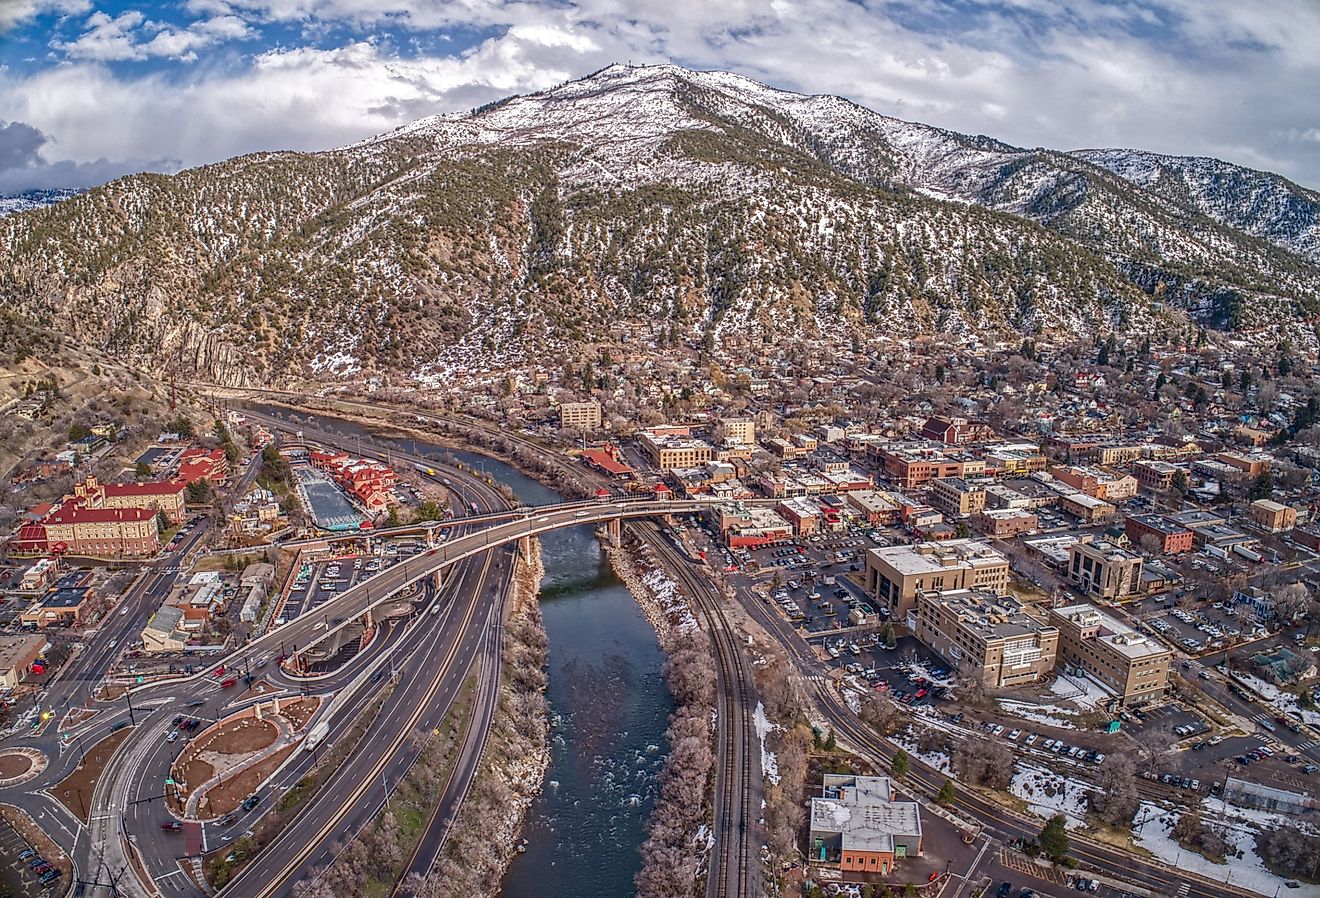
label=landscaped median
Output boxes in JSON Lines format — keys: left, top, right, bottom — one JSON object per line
{"left": 169, "top": 697, "right": 320, "bottom": 819}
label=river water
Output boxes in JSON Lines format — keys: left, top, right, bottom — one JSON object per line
{"left": 248, "top": 406, "right": 672, "bottom": 897}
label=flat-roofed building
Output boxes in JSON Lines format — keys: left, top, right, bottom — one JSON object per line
{"left": 1126, "top": 514, "right": 1195, "bottom": 554}
{"left": 711, "top": 505, "right": 793, "bottom": 548}
{"left": 722, "top": 417, "right": 756, "bottom": 446}
{"left": 638, "top": 428, "right": 715, "bottom": 471}
{"left": 809, "top": 774, "right": 922, "bottom": 875}
{"left": 915, "top": 589, "right": 1058, "bottom": 687}
{"left": 977, "top": 508, "right": 1038, "bottom": 538}
{"left": 1066, "top": 540, "right": 1143, "bottom": 600}
{"left": 777, "top": 496, "right": 822, "bottom": 536}
{"left": 1049, "top": 603, "right": 1171, "bottom": 707}
{"left": 1058, "top": 491, "right": 1116, "bottom": 524}
{"left": 930, "top": 477, "right": 986, "bottom": 517}
{"left": 0, "top": 634, "right": 47, "bottom": 688}
{"left": 864, "top": 539, "right": 1010, "bottom": 620}
{"left": 1133, "top": 460, "right": 1180, "bottom": 492}
{"left": 1250, "top": 499, "right": 1296, "bottom": 533}
{"left": 558, "top": 400, "right": 602, "bottom": 430}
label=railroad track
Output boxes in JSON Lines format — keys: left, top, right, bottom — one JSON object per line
{"left": 644, "top": 526, "right": 756, "bottom": 898}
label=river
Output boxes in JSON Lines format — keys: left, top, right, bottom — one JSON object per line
{"left": 248, "top": 406, "right": 672, "bottom": 897}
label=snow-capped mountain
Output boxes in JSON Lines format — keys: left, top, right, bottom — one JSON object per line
{"left": 0, "top": 64, "right": 1316, "bottom": 384}
{"left": 0, "top": 188, "right": 82, "bottom": 218}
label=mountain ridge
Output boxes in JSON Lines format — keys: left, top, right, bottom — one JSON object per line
{"left": 1, "top": 63, "right": 1317, "bottom": 385}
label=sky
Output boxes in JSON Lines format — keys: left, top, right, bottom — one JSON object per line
{"left": 1, "top": 0, "right": 1319, "bottom": 194}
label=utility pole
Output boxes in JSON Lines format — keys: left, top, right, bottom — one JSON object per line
{"left": 124, "top": 690, "right": 136, "bottom": 726}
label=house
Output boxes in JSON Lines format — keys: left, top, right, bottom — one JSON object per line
{"left": 809, "top": 775, "right": 922, "bottom": 875}
{"left": 920, "top": 416, "right": 995, "bottom": 445}
{"left": 1250, "top": 648, "right": 1316, "bottom": 686}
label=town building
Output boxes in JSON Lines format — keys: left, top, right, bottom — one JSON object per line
{"left": 558, "top": 400, "right": 603, "bottom": 430}
{"left": 809, "top": 775, "right": 922, "bottom": 875}
{"left": 71, "top": 475, "right": 187, "bottom": 523}
{"left": 920, "top": 416, "right": 996, "bottom": 445}
{"left": 874, "top": 443, "right": 985, "bottom": 489}
{"left": 1048, "top": 604, "right": 1171, "bottom": 707}
{"left": 710, "top": 505, "right": 794, "bottom": 548}
{"left": 777, "top": 497, "right": 823, "bottom": 536}
{"left": 915, "top": 589, "right": 1058, "bottom": 687}
{"left": 864, "top": 540, "right": 1010, "bottom": 620}
{"left": 1125, "top": 514, "right": 1195, "bottom": 554}
{"left": 1215, "top": 450, "right": 1271, "bottom": 478}
{"left": 20, "top": 571, "right": 96, "bottom": 628}
{"left": 722, "top": 417, "right": 756, "bottom": 445}
{"left": 176, "top": 447, "right": 230, "bottom": 485}
{"left": 976, "top": 508, "right": 1038, "bottom": 538}
{"left": 1056, "top": 491, "right": 1116, "bottom": 524}
{"left": 1133, "top": 460, "right": 1180, "bottom": 492}
{"left": 638, "top": 427, "right": 715, "bottom": 471}
{"left": 1066, "top": 541, "right": 1143, "bottom": 600}
{"left": 1250, "top": 499, "right": 1297, "bottom": 533}
{"left": 40, "top": 503, "right": 161, "bottom": 558}
{"left": 929, "top": 477, "right": 986, "bottom": 517}
{"left": 0, "top": 634, "right": 47, "bottom": 688}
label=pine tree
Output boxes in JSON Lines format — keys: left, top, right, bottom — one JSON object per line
{"left": 891, "top": 749, "right": 909, "bottom": 778}
{"left": 824, "top": 728, "right": 837, "bottom": 752}
{"left": 1039, "top": 815, "right": 1070, "bottom": 860}
{"left": 937, "top": 779, "right": 955, "bottom": 804}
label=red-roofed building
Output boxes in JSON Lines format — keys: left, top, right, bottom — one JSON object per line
{"left": 177, "top": 448, "right": 230, "bottom": 486}
{"left": 582, "top": 444, "right": 634, "bottom": 479}
{"left": 308, "top": 451, "right": 398, "bottom": 511}
{"left": 41, "top": 500, "right": 160, "bottom": 557}
{"left": 73, "top": 476, "right": 186, "bottom": 523}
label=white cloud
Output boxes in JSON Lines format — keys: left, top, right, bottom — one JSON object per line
{"left": 0, "top": 0, "right": 90, "bottom": 32}
{"left": 4, "top": 0, "right": 1320, "bottom": 190}
{"left": 55, "top": 7, "right": 252, "bottom": 61}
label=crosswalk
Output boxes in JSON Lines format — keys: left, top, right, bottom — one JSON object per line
{"left": 1176, "top": 881, "right": 1191, "bottom": 897}
{"left": 1295, "top": 738, "right": 1319, "bottom": 750}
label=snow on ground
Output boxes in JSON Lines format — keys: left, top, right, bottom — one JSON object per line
{"left": 905, "top": 660, "right": 956, "bottom": 691}
{"left": 1132, "top": 801, "right": 1318, "bottom": 897}
{"left": 998, "top": 699, "right": 1078, "bottom": 730}
{"left": 640, "top": 567, "right": 697, "bottom": 632}
{"left": 1050, "top": 672, "right": 1114, "bottom": 710}
{"left": 842, "top": 687, "right": 863, "bottom": 715}
{"left": 1227, "top": 670, "right": 1320, "bottom": 725}
{"left": 891, "top": 728, "right": 952, "bottom": 775}
{"left": 753, "top": 702, "right": 780, "bottom": 785}
{"left": 1010, "top": 763, "right": 1091, "bottom": 829}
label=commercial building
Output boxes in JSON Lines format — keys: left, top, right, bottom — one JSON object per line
{"left": 558, "top": 400, "right": 603, "bottom": 430}
{"left": 1250, "top": 499, "right": 1297, "bottom": 533}
{"left": 915, "top": 589, "right": 1058, "bottom": 687}
{"left": 1066, "top": 541, "right": 1143, "bottom": 600}
{"left": 722, "top": 417, "right": 756, "bottom": 445}
{"left": 1057, "top": 491, "right": 1116, "bottom": 524}
{"left": 638, "top": 428, "right": 715, "bottom": 471}
{"left": 1215, "top": 451, "right": 1271, "bottom": 478}
{"left": 777, "top": 497, "right": 823, "bottom": 536}
{"left": 1049, "top": 603, "right": 1171, "bottom": 707}
{"left": 0, "top": 634, "right": 47, "bottom": 688}
{"left": 711, "top": 505, "right": 794, "bottom": 548}
{"left": 976, "top": 508, "right": 1038, "bottom": 538}
{"left": 874, "top": 443, "right": 985, "bottom": 489}
{"left": 929, "top": 477, "right": 986, "bottom": 517}
{"left": 864, "top": 540, "right": 1010, "bottom": 620}
{"left": 1125, "top": 514, "right": 1195, "bottom": 554}
{"left": 1133, "top": 460, "right": 1180, "bottom": 492}
{"left": 809, "top": 775, "right": 922, "bottom": 875}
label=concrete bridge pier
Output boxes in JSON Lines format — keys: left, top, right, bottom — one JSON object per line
{"left": 605, "top": 518, "right": 622, "bottom": 548}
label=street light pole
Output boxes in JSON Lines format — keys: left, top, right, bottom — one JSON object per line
{"left": 124, "top": 690, "right": 136, "bottom": 726}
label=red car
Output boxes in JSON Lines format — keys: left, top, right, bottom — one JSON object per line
{"left": 220, "top": 677, "right": 238, "bottom": 689}
{"left": 160, "top": 821, "right": 182, "bottom": 832}
{"left": 212, "top": 665, "right": 226, "bottom": 678}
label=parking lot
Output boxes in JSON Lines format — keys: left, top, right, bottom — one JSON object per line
{"left": 277, "top": 540, "right": 422, "bottom": 623}
{"left": 1143, "top": 603, "right": 1258, "bottom": 655}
